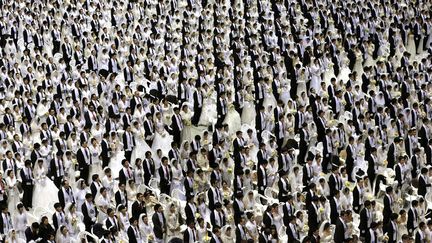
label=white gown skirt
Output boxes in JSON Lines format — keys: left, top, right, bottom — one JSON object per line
{"left": 223, "top": 108, "right": 242, "bottom": 134}
{"left": 241, "top": 101, "right": 256, "bottom": 126}
{"left": 33, "top": 177, "right": 59, "bottom": 210}
{"left": 152, "top": 131, "right": 174, "bottom": 157}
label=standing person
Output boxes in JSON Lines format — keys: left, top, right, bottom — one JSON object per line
{"left": 77, "top": 141, "right": 92, "bottom": 182}
{"left": 171, "top": 107, "right": 183, "bottom": 145}
{"left": 152, "top": 204, "right": 167, "bottom": 243}
{"left": 20, "top": 160, "right": 34, "bottom": 209}
{"left": 123, "top": 125, "right": 136, "bottom": 163}
{"left": 82, "top": 193, "right": 98, "bottom": 232}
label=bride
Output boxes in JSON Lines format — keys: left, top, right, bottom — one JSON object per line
{"left": 5, "top": 170, "right": 19, "bottom": 215}
{"left": 241, "top": 85, "right": 256, "bottom": 126}
{"left": 223, "top": 92, "right": 242, "bottom": 135}
{"left": 65, "top": 202, "right": 85, "bottom": 239}
{"left": 198, "top": 83, "right": 217, "bottom": 126}
{"left": 180, "top": 103, "right": 193, "bottom": 142}
{"left": 151, "top": 112, "right": 173, "bottom": 156}
{"left": 32, "top": 159, "right": 59, "bottom": 210}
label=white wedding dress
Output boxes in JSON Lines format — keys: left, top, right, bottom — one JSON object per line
{"left": 152, "top": 118, "right": 174, "bottom": 157}
{"left": 32, "top": 165, "right": 59, "bottom": 211}
{"left": 223, "top": 101, "right": 242, "bottom": 135}
{"left": 241, "top": 93, "right": 256, "bottom": 126}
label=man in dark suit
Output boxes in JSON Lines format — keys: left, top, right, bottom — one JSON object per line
{"left": 330, "top": 190, "right": 341, "bottom": 224}
{"left": 210, "top": 202, "right": 226, "bottom": 228}
{"left": 131, "top": 193, "right": 146, "bottom": 220}
{"left": 235, "top": 217, "right": 248, "bottom": 243}
{"left": 257, "top": 160, "right": 268, "bottom": 197}
{"left": 123, "top": 125, "right": 136, "bottom": 163}
{"left": 298, "top": 123, "right": 310, "bottom": 165}
{"left": 115, "top": 183, "right": 128, "bottom": 208}
{"left": 384, "top": 213, "right": 399, "bottom": 243}
{"left": 359, "top": 200, "right": 372, "bottom": 238}
{"left": 255, "top": 106, "right": 266, "bottom": 143}
{"left": 286, "top": 215, "right": 300, "bottom": 242}
{"left": 418, "top": 168, "right": 431, "bottom": 198}
{"left": 334, "top": 210, "right": 349, "bottom": 243}
{"left": 158, "top": 157, "right": 172, "bottom": 195}
{"left": 307, "top": 196, "right": 320, "bottom": 236}
{"left": 192, "top": 85, "right": 203, "bottom": 126}
{"left": 77, "top": 141, "right": 92, "bottom": 182}
{"left": 415, "top": 222, "right": 427, "bottom": 243}
{"left": 127, "top": 217, "right": 142, "bottom": 243}
{"left": 407, "top": 200, "right": 419, "bottom": 235}
{"left": 143, "top": 113, "right": 155, "bottom": 147}
{"left": 210, "top": 226, "right": 223, "bottom": 243}
{"left": 328, "top": 166, "right": 343, "bottom": 197}
{"left": 365, "top": 222, "right": 378, "bottom": 243}
{"left": 82, "top": 193, "right": 98, "bottom": 232}
{"left": 100, "top": 133, "right": 111, "bottom": 168}
{"left": 25, "top": 222, "right": 40, "bottom": 243}
{"left": 387, "top": 137, "right": 401, "bottom": 169}
{"left": 152, "top": 204, "right": 167, "bottom": 241}
{"left": 216, "top": 92, "right": 228, "bottom": 126}
{"left": 49, "top": 151, "right": 65, "bottom": 188}
{"left": 183, "top": 219, "right": 198, "bottom": 243}
{"left": 383, "top": 187, "right": 394, "bottom": 224}
{"left": 171, "top": 107, "right": 183, "bottom": 145}
{"left": 20, "top": 160, "right": 34, "bottom": 209}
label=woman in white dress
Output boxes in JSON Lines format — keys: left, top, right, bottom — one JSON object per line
{"left": 130, "top": 122, "right": 152, "bottom": 166}
{"left": 170, "top": 159, "right": 184, "bottom": 199}
{"left": 180, "top": 104, "right": 193, "bottom": 142}
{"left": 13, "top": 203, "right": 27, "bottom": 239}
{"left": 117, "top": 204, "right": 130, "bottom": 236}
{"left": 152, "top": 112, "right": 173, "bottom": 156}
{"left": 223, "top": 92, "right": 242, "bottom": 135}
{"left": 32, "top": 159, "right": 59, "bottom": 210}
{"left": 4, "top": 229, "right": 24, "bottom": 243}
{"left": 101, "top": 168, "right": 115, "bottom": 200}
{"left": 55, "top": 225, "right": 72, "bottom": 243}
{"left": 198, "top": 83, "right": 218, "bottom": 126}
{"left": 138, "top": 213, "right": 154, "bottom": 243}
{"left": 133, "top": 159, "right": 145, "bottom": 186}
{"left": 74, "top": 179, "right": 90, "bottom": 213}
{"left": 241, "top": 85, "right": 256, "bottom": 126}
{"left": 89, "top": 138, "right": 102, "bottom": 183}
{"left": 65, "top": 202, "right": 85, "bottom": 239}
{"left": 319, "top": 221, "right": 334, "bottom": 243}
{"left": 96, "top": 187, "right": 111, "bottom": 224}
{"left": 5, "top": 170, "right": 19, "bottom": 216}
{"left": 166, "top": 203, "right": 180, "bottom": 240}
{"left": 309, "top": 58, "right": 323, "bottom": 93}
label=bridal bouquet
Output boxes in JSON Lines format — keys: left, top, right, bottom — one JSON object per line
{"left": 184, "top": 120, "right": 192, "bottom": 126}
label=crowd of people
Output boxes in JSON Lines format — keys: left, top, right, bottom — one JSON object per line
{"left": 0, "top": 0, "right": 432, "bottom": 242}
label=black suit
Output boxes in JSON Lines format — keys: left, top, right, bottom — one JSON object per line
{"left": 77, "top": 147, "right": 91, "bottom": 182}
{"left": 152, "top": 212, "right": 167, "bottom": 240}
{"left": 384, "top": 221, "right": 398, "bottom": 243}
{"left": 82, "top": 202, "right": 98, "bottom": 232}
{"left": 418, "top": 174, "right": 431, "bottom": 197}
{"left": 307, "top": 203, "right": 319, "bottom": 235}
{"left": 20, "top": 167, "right": 34, "bottom": 208}
{"left": 334, "top": 218, "right": 346, "bottom": 243}
{"left": 158, "top": 165, "right": 172, "bottom": 195}
{"left": 286, "top": 223, "right": 300, "bottom": 243}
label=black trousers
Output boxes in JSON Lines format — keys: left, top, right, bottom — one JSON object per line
{"left": 192, "top": 107, "right": 202, "bottom": 125}
{"left": 173, "top": 130, "right": 181, "bottom": 146}
{"left": 53, "top": 41, "right": 60, "bottom": 54}
{"left": 124, "top": 150, "right": 132, "bottom": 163}
{"left": 79, "top": 166, "right": 89, "bottom": 182}
{"left": 53, "top": 176, "right": 63, "bottom": 189}
{"left": 22, "top": 184, "right": 34, "bottom": 208}
{"left": 414, "top": 35, "right": 421, "bottom": 53}
{"left": 216, "top": 114, "right": 226, "bottom": 126}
